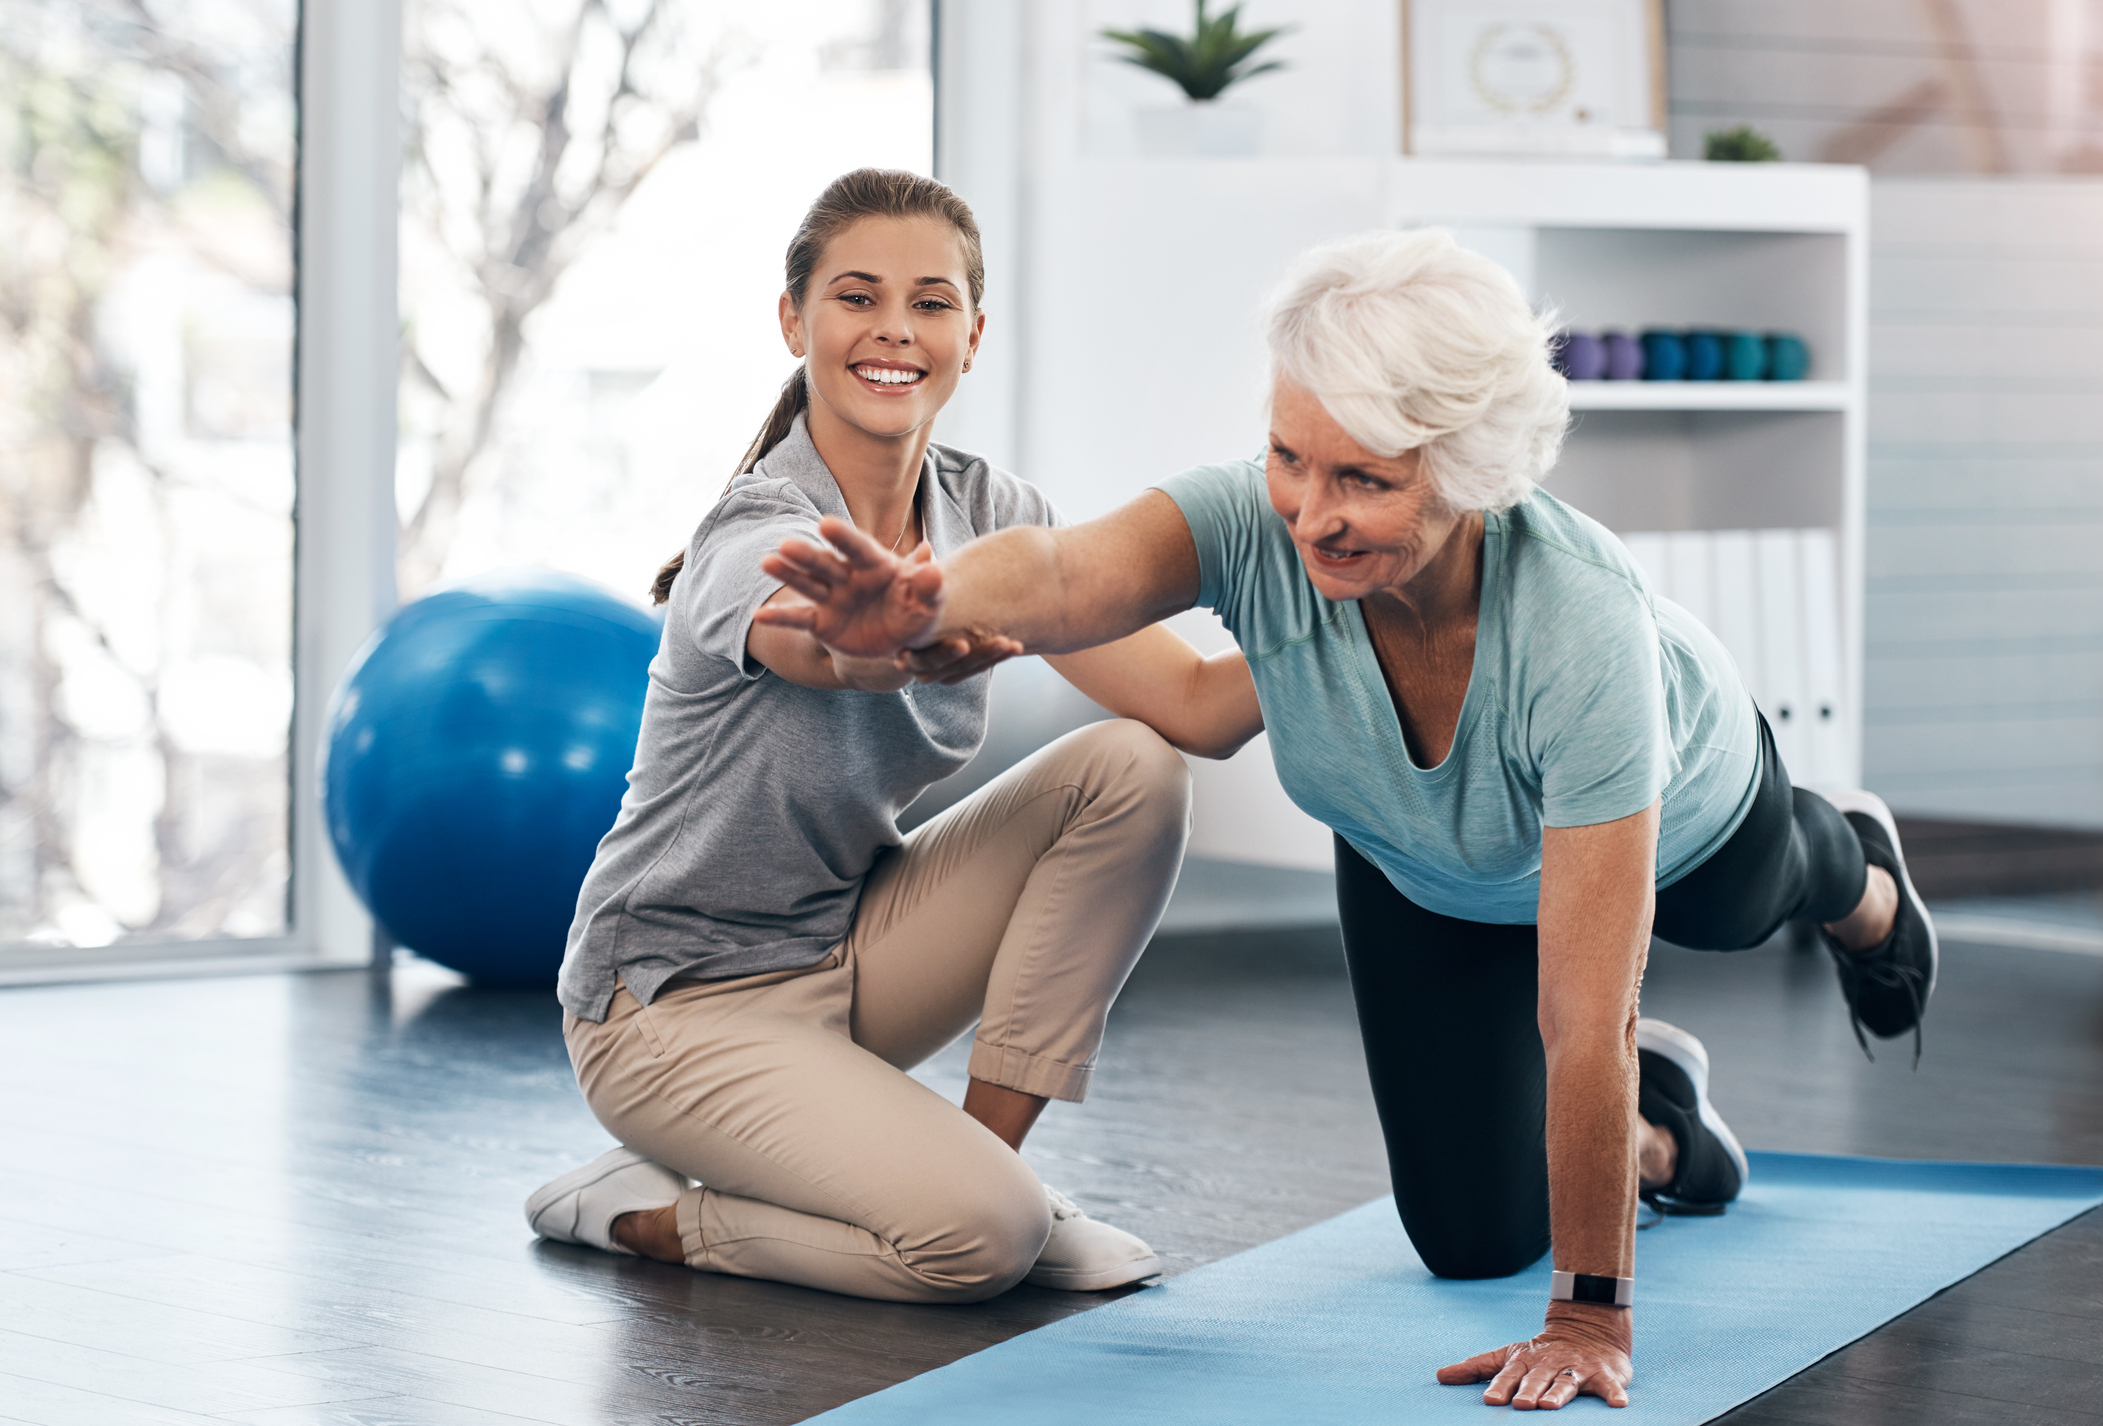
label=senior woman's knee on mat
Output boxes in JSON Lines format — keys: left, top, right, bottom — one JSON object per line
{"left": 760, "top": 225, "right": 1936, "bottom": 1411}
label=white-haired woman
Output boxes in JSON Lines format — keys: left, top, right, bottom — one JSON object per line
{"left": 757, "top": 228, "right": 1937, "bottom": 1411}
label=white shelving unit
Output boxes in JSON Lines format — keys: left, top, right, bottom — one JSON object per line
{"left": 1435, "top": 165, "right": 1868, "bottom": 803}
{"left": 1004, "top": 156, "right": 1867, "bottom": 870}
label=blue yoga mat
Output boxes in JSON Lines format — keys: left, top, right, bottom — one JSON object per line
{"left": 813, "top": 1152, "right": 2103, "bottom": 1424}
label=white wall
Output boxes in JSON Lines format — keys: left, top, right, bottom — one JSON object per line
{"left": 1664, "top": 0, "right": 2082, "bottom": 173}
{"left": 1011, "top": 0, "right": 1408, "bottom": 520}
{"left": 1864, "top": 180, "right": 2103, "bottom": 827}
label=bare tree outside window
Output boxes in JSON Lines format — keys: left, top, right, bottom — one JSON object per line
{"left": 0, "top": 0, "right": 296, "bottom": 952}
{"left": 397, "top": 0, "right": 742, "bottom": 595}
{"left": 397, "top": 0, "right": 933, "bottom": 604}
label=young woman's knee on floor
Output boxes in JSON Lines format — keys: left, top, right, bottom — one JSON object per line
{"left": 894, "top": 1177, "right": 1053, "bottom": 1304}
{"left": 1079, "top": 717, "right": 1194, "bottom": 810}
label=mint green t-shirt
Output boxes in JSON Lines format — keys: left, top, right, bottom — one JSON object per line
{"left": 1156, "top": 461, "right": 1760, "bottom": 924}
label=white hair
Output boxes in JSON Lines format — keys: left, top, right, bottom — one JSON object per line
{"left": 1263, "top": 228, "right": 1569, "bottom": 514}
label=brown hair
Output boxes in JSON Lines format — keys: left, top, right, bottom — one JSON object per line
{"left": 650, "top": 168, "right": 987, "bottom": 605}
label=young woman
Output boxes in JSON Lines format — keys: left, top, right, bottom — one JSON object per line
{"left": 759, "top": 228, "right": 1936, "bottom": 1408}
{"left": 523, "top": 169, "right": 1258, "bottom": 1303}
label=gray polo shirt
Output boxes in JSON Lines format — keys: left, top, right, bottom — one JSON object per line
{"left": 558, "top": 415, "right": 1060, "bottom": 1022}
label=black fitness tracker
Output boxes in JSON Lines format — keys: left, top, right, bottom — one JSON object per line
{"left": 1549, "top": 1271, "right": 1634, "bottom": 1308}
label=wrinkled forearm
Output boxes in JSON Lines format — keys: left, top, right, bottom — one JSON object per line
{"left": 1534, "top": 804, "right": 1659, "bottom": 1323}
{"left": 927, "top": 528, "right": 1138, "bottom": 654}
{"left": 1542, "top": 1023, "right": 1640, "bottom": 1282}
{"left": 927, "top": 492, "right": 1203, "bottom": 657}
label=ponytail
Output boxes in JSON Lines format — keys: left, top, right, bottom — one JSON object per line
{"left": 649, "top": 168, "right": 985, "bottom": 607}
{"left": 650, "top": 368, "right": 810, "bottom": 605}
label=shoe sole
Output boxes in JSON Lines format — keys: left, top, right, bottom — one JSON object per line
{"left": 524, "top": 1146, "right": 652, "bottom": 1243}
{"left": 1635, "top": 1018, "right": 1749, "bottom": 1190}
{"left": 1819, "top": 788, "right": 1939, "bottom": 1005}
{"left": 1025, "top": 1252, "right": 1164, "bottom": 1292}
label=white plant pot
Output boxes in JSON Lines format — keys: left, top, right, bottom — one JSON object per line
{"left": 1134, "top": 101, "right": 1263, "bottom": 157}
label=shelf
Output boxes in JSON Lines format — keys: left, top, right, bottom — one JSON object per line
{"left": 1060, "top": 159, "right": 1868, "bottom": 236}
{"left": 1386, "top": 159, "right": 1867, "bottom": 234}
{"left": 1566, "top": 381, "right": 1850, "bottom": 412}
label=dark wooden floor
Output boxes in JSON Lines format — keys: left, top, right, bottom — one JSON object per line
{"left": 1897, "top": 814, "right": 2103, "bottom": 900}
{"left": 1, "top": 920, "right": 2100, "bottom": 1424}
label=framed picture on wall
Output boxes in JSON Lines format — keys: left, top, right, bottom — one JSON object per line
{"left": 1403, "top": 0, "right": 1666, "bottom": 160}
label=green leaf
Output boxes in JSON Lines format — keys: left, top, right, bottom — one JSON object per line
{"left": 1703, "top": 125, "right": 1782, "bottom": 162}
{"left": 1098, "top": 0, "right": 1292, "bottom": 102}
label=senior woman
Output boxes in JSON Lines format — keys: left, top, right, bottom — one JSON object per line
{"left": 756, "top": 228, "right": 1936, "bottom": 1411}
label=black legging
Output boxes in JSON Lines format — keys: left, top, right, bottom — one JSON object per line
{"left": 1334, "top": 711, "right": 1865, "bottom": 1280}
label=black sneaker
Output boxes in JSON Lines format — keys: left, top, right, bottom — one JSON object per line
{"left": 1636, "top": 1018, "right": 1747, "bottom": 1215}
{"left": 1819, "top": 789, "right": 1938, "bottom": 1066}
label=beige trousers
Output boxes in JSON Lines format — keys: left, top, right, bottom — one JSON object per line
{"left": 564, "top": 719, "right": 1192, "bottom": 1304}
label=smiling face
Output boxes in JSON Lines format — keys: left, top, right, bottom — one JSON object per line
{"left": 1264, "top": 377, "right": 1471, "bottom": 604}
{"left": 780, "top": 214, "right": 983, "bottom": 445}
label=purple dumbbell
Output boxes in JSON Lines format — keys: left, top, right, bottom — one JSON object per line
{"left": 1558, "top": 331, "right": 1607, "bottom": 381}
{"left": 1603, "top": 330, "right": 1645, "bottom": 381}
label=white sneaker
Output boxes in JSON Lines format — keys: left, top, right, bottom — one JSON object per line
{"left": 524, "top": 1147, "right": 687, "bottom": 1255}
{"left": 1024, "top": 1186, "right": 1162, "bottom": 1291}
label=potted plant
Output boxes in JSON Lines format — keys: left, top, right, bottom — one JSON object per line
{"left": 1100, "top": 1, "right": 1291, "bottom": 157}
{"left": 1704, "top": 125, "right": 1783, "bottom": 162}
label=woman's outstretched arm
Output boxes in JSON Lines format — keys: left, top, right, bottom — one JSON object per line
{"left": 757, "top": 490, "right": 1264, "bottom": 756}
{"left": 757, "top": 489, "right": 1204, "bottom": 658}
{"left": 747, "top": 548, "right": 1023, "bottom": 693}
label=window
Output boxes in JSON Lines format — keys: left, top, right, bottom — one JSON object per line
{"left": 0, "top": 0, "right": 297, "bottom": 953}
{"left": 397, "top": 0, "right": 934, "bottom": 602}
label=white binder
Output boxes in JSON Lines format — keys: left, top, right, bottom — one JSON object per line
{"left": 1612, "top": 527, "right": 1845, "bottom": 789}
{"left": 1797, "top": 529, "right": 1848, "bottom": 790}
{"left": 1754, "top": 529, "right": 1809, "bottom": 777}
{"left": 1707, "top": 530, "right": 1765, "bottom": 715}
{"left": 1664, "top": 531, "right": 1716, "bottom": 631}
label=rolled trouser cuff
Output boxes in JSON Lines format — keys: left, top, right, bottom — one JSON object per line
{"left": 968, "top": 1039, "right": 1093, "bottom": 1103}
{"left": 674, "top": 1186, "right": 709, "bottom": 1268}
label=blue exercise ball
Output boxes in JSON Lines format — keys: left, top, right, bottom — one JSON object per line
{"left": 322, "top": 569, "right": 662, "bottom": 986}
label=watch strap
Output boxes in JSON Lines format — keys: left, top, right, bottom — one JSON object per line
{"left": 1549, "top": 1270, "right": 1633, "bottom": 1308}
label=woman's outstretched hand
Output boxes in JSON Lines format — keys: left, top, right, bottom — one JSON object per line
{"left": 895, "top": 629, "right": 1026, "bottom": 686}
{"left": 1437, "top": 1304, "right": 1633, "bottom": 1410}
{"left": 758, "top": 514, "right": 949, "bottom": 659}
